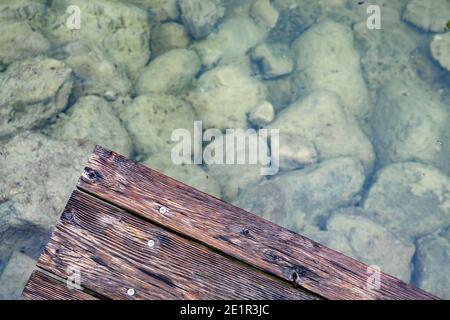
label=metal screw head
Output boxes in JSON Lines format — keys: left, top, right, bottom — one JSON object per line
{"left": 147, "top": 240, "right": 155, "bottom": 248}
{"left": 159, "top": 206, "right": 168, "bottom": 214}
{"left": 127, "top": 288, "right": 135, "bottom": 296}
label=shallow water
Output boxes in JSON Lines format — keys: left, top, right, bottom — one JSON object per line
{"left": 0, "top": 0, "right": 449, "bottom": 299}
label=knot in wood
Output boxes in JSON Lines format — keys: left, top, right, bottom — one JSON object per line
{"left": 82, "top": 167, "right": 102, "bottom": 182}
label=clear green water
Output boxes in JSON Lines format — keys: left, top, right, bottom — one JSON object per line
{"left": 0, "top": 0, "right": 449, "bottom": 299}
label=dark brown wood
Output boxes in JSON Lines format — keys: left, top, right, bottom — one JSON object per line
{"left": 76, "top": 145, "right": 437, "bottom": 300}
{"left": 21, "top": 270, "right": 97, "bottom": 300}
{"left": 36, "top": 190, "right": 316, "bottom": 300}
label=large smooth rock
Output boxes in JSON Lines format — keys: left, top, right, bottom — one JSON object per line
{"left": 151, "top": 22, "right": 190, "bottom": 57}
{"left": 415, "top": 231, "right": 450, "bottom": 299}
{"left": 353, "top": 7, "right": 435, "bottom": 93}
{"left": 250, "top": 0, "right": 279, "bottom": 30}
{"left": 364, "top": 162, "right": 450, "bottom": 240}
{"left": 62, "top": 42, "right": 132, "bottom": 101}
{"left": 119, "top": 94, "right": 196, "bottom": 159}
{"left": 50, "top": 96, "right": 132, "bottom": 157}
{"left": 431, "top": 32, "right": 450, "bottom": 72}
{"left": 136, "top": 49, "right": 201, "bottom": 95}
{"left": 187, "top": 65, "right": 267, "bottom": 130}
{"left": 0, "top": 132, "right": 94, "bottom": 229}
{"left": 292, "top": 20, "right": 370, "bottom": 121}
{"left": 371, "top": 78, "right": 450, "bottom": 175}
{"left": 0, "top": 0, "right": 47, "bottom": 29}
{"left": 0, "top": 21, "right": 49, "bottom": 65}
{"left": 143, "top": 154, "right": 221, "bottom": 198}
{"left": 234, "top": 157, "right": 365, "bottom": 232}
{"left": 204, "top": 130, "right": 270, "bottom": 202}
{"left": 179, "top": 0, "right": 225, "bottom": 40}
{"left": 45, "top": 0, "right": 150, "bottom": 80}
{"left": 192, "top": 15, "right": 266, "bottom": 67}
{"left": 268, "top": 91, "right": 375, "bottom": 174}
{"left": 403, "top": 0, "right": 450, "bottom": 33}
{"left": 0, "top": 57, "right": 72, "bottom": 139}
{"left": 326, "top": 208, "right": 415, "bottom": 282}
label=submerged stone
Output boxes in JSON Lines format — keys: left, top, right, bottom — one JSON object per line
{"left": 0, "top": 0, "right": 47, "bottom": 29}
{"left": 0, "top": 21, "right": 49, "bottom": 65}
{"left": 371, "top": 78, "right": 450, "bottom": 175}
{"left": 151, "top": 23, "right": 190, "bottom": 57}
{"left": 431, "top": 33, "right": 450, "bottom": 72}
{"left": 45, "top": 0, "right": 150, "bottom": 80}
{"left": 205, "top": 131, "right": 270, "bottom": 202}
{"left": 0, "top": 57, "right": 72, "bottom": 139}
{"left": 0, "top": 132, "right": 94, "bottom": 229}
{"left": 130, "top": 0, "right": 178, "bottom": 21}
{"left": 50, "top": 96, "right": 132, "bottom": 157}
{"left": 192, "top": 15, "right": 266, "bottom": 67}
{"left": 415, "top": 231, "right": 450, "bottom": 299}
{"left": 179, "top": 0, "right": 225, "bottom": 40}
{"left": 326, "top": 208, "right": 415, "bottom": 282}
{"left": 234, "top": 157, "right": 365, "bottom": 232}
{"left": 251, "top": 42, "right": 294, "bottom": 79}
{"left": 403, "top": 0, "right": 450, "bottom": 33}
{"left": 364, "top": 162, "right": 450, "bottom": 240}
{"left": 276, "top": 133, "right": 318, "bottom": 172}
{"left": 250, "top": 0, "right": 279, "bottom": 30}
{"left": 292, "top": 20, "right": 370, "bottom": 121}
{"left": 187, "top": 65, "right": 267, "bottom": 130}
{"left": 248, "top": 101, "right": 275, "bottom": 127}
{"left": 268, "top": 91, "right": 375, "bottom": 174}
{"left": 62, "top": 42, "right": 132, "bottom": 100}
{"left": 119, "top": 94, "right": 196, "bottom": 159}
{"left": 136, "top": 49, "right": 201, "bottom": 95}
{"left": 269, "top": 0, "right": 320, "bottom": 43}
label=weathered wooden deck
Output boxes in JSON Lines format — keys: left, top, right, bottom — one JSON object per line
{"left": 21, "top": 146, "right": 437, "bottom": 300}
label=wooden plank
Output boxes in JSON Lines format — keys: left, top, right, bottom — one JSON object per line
{"left": 21, "top": 270, "right": 97, "bottom": 300}
{"left": 37, "top": 190, "right": 316, "bottom": 300}
{"left": 77, "top": 146, "right": 437, "bottom": 300}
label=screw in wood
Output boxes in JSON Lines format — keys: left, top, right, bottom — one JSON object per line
{"left": 159, "top": 206, "right": 168, "bottom": 214}
{"left": 127, "top": 288, "right": 135, "bottom": 296}
{"left": 147, "top": 240, "right": 155, "bottom": 248}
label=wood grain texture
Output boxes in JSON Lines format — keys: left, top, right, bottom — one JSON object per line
{"left": 21, "top": 270, "right": 97, "bottom": 300}
{"left": 77, "top": 146, "right": 437, "bottom": 300}
{"left": 37, "top": 190, "right": 316, "bottom": 300}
